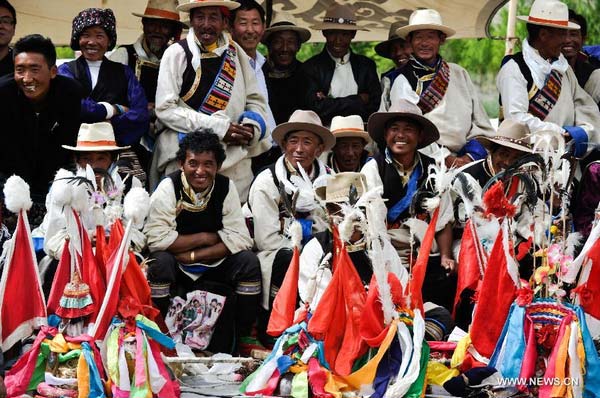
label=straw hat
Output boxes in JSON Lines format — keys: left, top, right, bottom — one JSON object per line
{"left": 315, "top": 172, "right": 367, "bottom": 203}
{"left": 132, "top": 0, "right": 186, "bottom": 26}
{"left": 374, "top": 20, "right": 408, "bottom": 59}
{"left": 395, "top": 9, "right": 455, "bottom": 39}
{"left": 311, "top": 2, "right": 368, "bottom": 31}
{"left": 177, "top": 0, "right": 240, "bottom": 13}
{"left": 62, "top": 122, "right": 130, "bottom": 152}
{"left": 262, "top": 11, "right": 311, "bottom": 44}
{"left": 476, "top": 120, "right": 533, "bottom": 154}
{"left": 367, "top": 100, "right": 439, "bottom": 149}
{"left": 330, "top": 115, "right": 370, "bottom": 144}
{"left": 517, "top": 0, "right": 579, "bottom": 30}
{"left": 272, "top": 110, "right": 335, "bottom": 150}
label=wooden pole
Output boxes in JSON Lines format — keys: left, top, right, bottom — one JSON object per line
{"left": 505, "top": 0, "right": 519, "bottom": 55}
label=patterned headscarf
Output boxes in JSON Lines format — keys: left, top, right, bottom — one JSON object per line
{"left": 70, "top": 8, "right": 117, "bottom": 51}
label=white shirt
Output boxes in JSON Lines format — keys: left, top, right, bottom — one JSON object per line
{"left": 249, "top": 52, "right": 276, "bottom": 135}
{"left": 328, "top": 50, "right": 358, "bottom": 98}
{"left": 85, "top": 59, "right": 115, "bottom": 119}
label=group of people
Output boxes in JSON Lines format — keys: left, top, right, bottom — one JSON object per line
{"left": 1, "top": 0, "right": 600, "bottom": 391}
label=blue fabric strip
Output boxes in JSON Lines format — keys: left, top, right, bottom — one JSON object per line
{"left": 458, "top": 139, "right": 488, "bottom": 160}
{"left": 372, "top": 336, "right": 402, "bottom": 398}
{"left": 575, "top": 306, "right": 600, "bottom": 398}
{"left": 564, "top": 126, "right": 588, "bottom": 157}
{"left": 496, "top": 304, "right": 526, "bottom": 379}
{"left": 82, "top": 342, "right": 106, "bottom": 398}
{"left": 239, "top": 110, "right": 267, "bottom": 140}
{"left": 136, "top": 321, "right": 176, "bottom": 349}
{"left": 387, "top": 162, "right": 422, "bottom": 223}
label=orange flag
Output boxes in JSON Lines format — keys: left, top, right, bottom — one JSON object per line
{"left": 267, "top": 246, "right": 301, "bottom": 336}
{"left": 453, "top": 219, "right": 487, "bottom": 316}
{"left": 409, "top": 207, "right": 440, "bottom": 312}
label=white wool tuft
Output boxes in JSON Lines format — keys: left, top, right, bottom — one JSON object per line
{"left": 124, "top": 187, "right": 150, "bottom": 228}
{"left": 71, "top": 182, "right": 90, "bottom": 213}
{"left": 422, "top": 196, "right": 440, "bottom": 212}
{"left": 51, "top": 169, "right": 75, "bottom": 207}
{"left": 4, "top": 175, "right": 32, "bottom": 213}
{"left": 288, "top": 220, "right": 303, "bottom": 248}
{"left": 565, "top": 232, "right": 583, "bottom": 258}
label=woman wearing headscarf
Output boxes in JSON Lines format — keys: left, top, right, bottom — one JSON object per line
{"left": 58, "top": 8, "right": 150, "bottom": 184}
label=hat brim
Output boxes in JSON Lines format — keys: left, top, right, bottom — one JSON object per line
{"left": 310, "top": 22, "right": 368, "bottom": 31}
{"left": 367, "top": 111, "right": 439, "bottom": 149}
{"left": 177, "top": 1, "right": 240, "bottom": 12}
{"left": 132, "top": 12, "right": 189, "bottom": 27}
{"left": 476, "top": 136, "right": 532, "bottom": 154}
{"left": 332, "top": 130, "right": 371, "bottom": 144}
{"left": 262, "top": 26, "right": 311, "bottom": 44}
{"left": 62, "top": 144, "right": 130, "bottom": 152}
{"left": 374, "top": 37, "right": 405, "bottom": 58}
{"left": 272, "top": 122, "right": 335, "bottom": 151}
{"left": 396, "top": 24, "right": 455, "bottom": 39}
{"left": 517, "top": 16, "right": 580, "bottom": 30}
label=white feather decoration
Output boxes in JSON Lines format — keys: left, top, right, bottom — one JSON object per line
{"left": 71, "top": 181, "right": 90, "bottom": 213}
{"left": 288, "top": 220, "right": 303, "bottom": 248}
{"left": 3, "top": 175, "right": 32, "bottom": 213}
{"left": 85, "top": 164, "right": 97, "bottom": 192}
{"left": 50, "top": 169, "right": 74, "bottom": 207}
{"left": 452, "top": 172, "right": 482, "bottom": 217}
{"left": 123, "top": 187, "right": 151, "bottom": 229}
{"left": 565, "top": 232, "right": 582, "bottom": 258}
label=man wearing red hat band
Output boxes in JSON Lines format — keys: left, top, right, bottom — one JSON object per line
{"left": 153, "top": 0, "right": 270, "bottom": 201}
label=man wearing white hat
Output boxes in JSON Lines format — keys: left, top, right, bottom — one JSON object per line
{"left": 497, "top": 0, "right": 600, "bottom": 158}
{"left": 302, "top": 2, "right": 381, "bottom": 125}
{"left": 247, "top": 110, "right": 334, "bottom": 317}
{"left": 323, "top": 114, "right": 370, "bottom": 172}
{"left": 385, "top": 9, "right": 494, "bottom": 169}
{"left": 153, "top": 0, "right": 270, "bottom": 200}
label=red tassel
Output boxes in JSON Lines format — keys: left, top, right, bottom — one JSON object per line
{"left": 483, "top": 181, "right": 516, "bottom": 219}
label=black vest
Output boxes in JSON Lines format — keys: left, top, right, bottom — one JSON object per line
{"left": 375, "top": 152, "right": 434, "bottom": 221}
{"left": 176, "top": 39, "right": 225, "bottom": 110}
{"left": 168, "top": 171, "right": 230, "bottom": 235}
{"left": 124, "top": 44, "right": 160, "bottom": 103}
{"left": 66, "top": 56, "right": 129, "bottom": 106}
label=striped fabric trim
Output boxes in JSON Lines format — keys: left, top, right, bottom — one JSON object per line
{"left": 417, "top": 60, "right": 450, "bottom": 114}
{"left": 199, "top": 44, "right": 237, "bottom": 115}
{"left": 150, "top": 282, "right": 171, "bottom": 298}
{"left": 236, "top": 281, "right": 261, "bottom": 296}
{"left": 269, "top": 285, "right": 279, "bottom": 298}
{"left": 528, "top": 70, "right": 562, "bottom": 120}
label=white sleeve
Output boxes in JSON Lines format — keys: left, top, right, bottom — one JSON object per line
{"left": 155, "top": 44, "right": 231, "bottom": 138}
{"left": 218, "top": 180, "right": 253, "bottom": 253}
{"left": 108, "top": 47, "right": 129, "bottom": 66}
{"left": 496, "top": 60, "right": 563, "bottom": 134}
{"left": 360, "top": 158, "right": 384, "bottom": 192}
{"left": 248, "top": 170, "right": 288, "bottom": 252}
{"left": 584, "top": 69, "right": 600, "bottom": 105}
{"left": 143, "top": 179, "right": 179, "bottom": 252}
{"left": 388, "top": 74, "right": 420, "bottom": 108}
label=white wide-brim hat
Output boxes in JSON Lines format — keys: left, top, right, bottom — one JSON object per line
{"left": 132, "top": 0, "right": 187, "bottom": 27}
{"left": 272, "top": 110, "right": 336, "bottom": 150}
{"left": 315, "top": 172, "right": 367, "bottom": 203}
{"left": 63, "top": 122, "right": 130, "bottom": 152}
{"left": 476, "top": 119, "right": 533, "bottom": 154}
{"left": 330, "top": 115, "right": 370, "bottom": 144}
{"left": 395, "top": 9, "right": 455, "bottom": 39}
{"left": 177, "top": 0, "right": 240, "bottom": 13}
{"left": 517, "top": 0, "right": 579, "bottom": 30}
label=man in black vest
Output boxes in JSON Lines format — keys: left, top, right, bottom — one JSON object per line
{"left": 144, "top": 130, "right": 261, "bottom": 353}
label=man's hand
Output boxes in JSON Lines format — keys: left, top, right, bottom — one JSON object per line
{"left": 316, "top": 91, "right": 327, "bottom": 100}
{"left": 224, "top": 123, "right": 253, "bottom": 146}
{"left": 445, "top": 155, "right": 472, "bottom": 169}
{"left": 441, "top": 254, "right": 456, "bottom": 275}
{"left": 358, "top": 93, "right": 369, "bottom": 105}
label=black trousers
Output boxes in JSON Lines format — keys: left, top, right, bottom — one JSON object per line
{"left": 148, "top": 250, "right": 261, "bottom": 352}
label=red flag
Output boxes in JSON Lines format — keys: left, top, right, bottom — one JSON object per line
{"left": 267, "top": 246, "right": 301, "bottom": 336}
{"left": 574, "top": 239, "right": 600, "bottom": 319}
{"left": 469, "top": 225, "right": 518, "bottom": 358}
{"left": 120, "top": 252, "right": 160, "bottom": 321}
{"left": 46, "top": 240, "right": 72, "bottom": 315}
{"left": 0, "top": 211, "right": 47, "bottom": 351}
{"left": 79, "top": 216, "right": 105, "bottom": 324}
{"left": 453, "top": 219, "right": 487, "bottom": 316}
{"left": 409, "top": 207, "right": 440, "bottom": 312}
{"left": 94, "top": 225, "right": 107, "bottom": 282}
